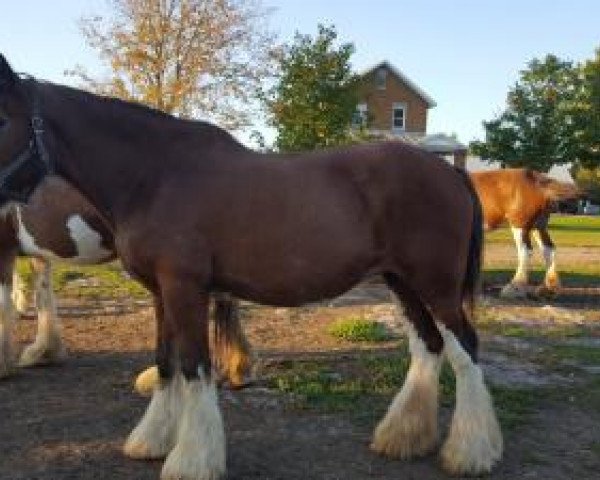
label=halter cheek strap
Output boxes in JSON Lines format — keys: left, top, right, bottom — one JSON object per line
{"left": 0, "top": 83, "right": 53, "bottom": 203}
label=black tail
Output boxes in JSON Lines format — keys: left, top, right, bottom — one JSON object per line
{"left": 454, "top": 168, "right": 484, "bottom": 317}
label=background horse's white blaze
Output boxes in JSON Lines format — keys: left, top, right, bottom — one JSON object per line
{"left": 160, "top": 374, "right": 225, "bottom": 480}
{"left": 18, "top": 259, "right": 67, "bottom": 367}
{"left": 124, "top": 373, "right": 184, "bottom": 459}
{"left": 0, "top": 283, "right": 16, "bottom": 377}
{"left": 437, "top": 323, "right": 503, "bottom": 475}
{"left": 371, "top": 321, "right": 442, "bottom": 458}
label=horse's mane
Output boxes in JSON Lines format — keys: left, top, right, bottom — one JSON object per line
{"left": 38, "top": 80, "right": 245, "bottom": 150}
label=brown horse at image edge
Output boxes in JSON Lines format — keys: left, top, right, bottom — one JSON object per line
{"left": 0, "top": 54, "right": 500, "bottom": 479}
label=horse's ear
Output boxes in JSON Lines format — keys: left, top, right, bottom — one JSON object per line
{"left": 0, "top": 54, "right": 18, "bottom": 91}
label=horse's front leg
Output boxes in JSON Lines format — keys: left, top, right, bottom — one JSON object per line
{"left": 19, "top": 258, "right": 67, "bottom": 367}
{"left": 124, "top": 278, "right": 225, "bottom": 480}
{"left": 0, "top": 252, "right": 17, "bottom": 378}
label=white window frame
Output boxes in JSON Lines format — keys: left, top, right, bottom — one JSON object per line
{"left": 392, "top": 102, "right": 407, "bottom": 131}
{"left": 353, "top": 102, "right": 368, "bottom": 127}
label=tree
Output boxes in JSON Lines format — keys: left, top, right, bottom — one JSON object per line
{"left": 571, "top": 164, "right": 600, "bottom": 204}
{"left": 70, "top": 0, "right": 276, "bottom": 129}
{"left": 569, "top": 49, "right": 600, "bottom": 169}
{"left": 471, "top": 54, "right": 580, "bottom": 172}
{"left": 264, "top": 24, "right": 359, "bottom": 152}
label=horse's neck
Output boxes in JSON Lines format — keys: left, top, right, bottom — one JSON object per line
{"left": 45, "top": 89, "right": 170, "bottom": 225}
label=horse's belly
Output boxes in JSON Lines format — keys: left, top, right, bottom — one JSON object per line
{"left": 216, "top": 238, "right": 379, "bottom": 306}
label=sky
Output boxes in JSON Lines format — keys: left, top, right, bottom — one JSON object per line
{"left": 0, "top": 0, "right": 598, "bottom": 152}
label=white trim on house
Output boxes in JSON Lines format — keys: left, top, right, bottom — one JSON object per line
{"left": 392, "top": 102, "right": 407, "bottom": 131}
{"left": 353, "top": 102, "right": 368, "bottom": 127}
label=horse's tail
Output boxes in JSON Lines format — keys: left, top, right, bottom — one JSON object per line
{"left": 455, "top": 168, "right": 484, "bottom": 317}
{"left": 526, "top": 169, "right": 583, "bottom": 202}
{"left": 213, "top": 294, "right": 252, "bottom": 388}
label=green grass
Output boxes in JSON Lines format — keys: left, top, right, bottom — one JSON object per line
{"left": 327, "top": 317, "right": 391, "bottom": 342}
{"left": 268, "top": 351, "right": 540, "bottom": 430}
{"left": 486, "top": 214, "right": 600, "bottom": 248}
{"left": 15, "top": 259, "right": 149, "bottom": 299}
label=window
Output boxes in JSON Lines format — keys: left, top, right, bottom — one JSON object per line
{"left": 352, "top": 103, "right": 368, "bottom": 127}
{"left": 392, "top": 103, "right": 406, "bottom": 130}
{"left": 375, "top": 68, "right": 387, "bottom": 90}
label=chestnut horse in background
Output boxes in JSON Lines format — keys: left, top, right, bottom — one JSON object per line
{"left": 471, "top": 168, "right": 581, "bottom": 298}
{"left": 0, "top": 55, "right": 500, "bottom": 479}
{"left": 0, "top": 176, "right": 251, "bottom": 387}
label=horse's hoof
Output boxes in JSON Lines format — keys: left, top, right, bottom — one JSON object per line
{"left": 18, "top": 342, "right": 67, "bottom": 368}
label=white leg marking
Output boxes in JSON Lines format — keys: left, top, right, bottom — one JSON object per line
{"left": 372, "top": 322, "right": 442, "bottom": 458}
{"left": 0, "top": 283, "right": 16, "bottom": 378}
{"left": 161, "top": 373, "right": 226, "bottom": 480}
{"left": 533, "top": 231, "right": 560, "bottom": 288}
{"left": 437, "top": 323, "right": 502, "bottom": 475}
{"left": 124, "top": 373, "right": 183, "bottom": 459}
{"left": 11, "top": 270, "right": 29, "bottom": 314}
{"left": 510, "top": 227, "right": 531, "bottom": 285}
{"left": 18, "top": 260, "right": 66, "bottom": 367}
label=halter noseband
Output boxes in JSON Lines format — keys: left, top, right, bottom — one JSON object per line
{"left": 0, "top": 80, "right": 53, "bottom": 203}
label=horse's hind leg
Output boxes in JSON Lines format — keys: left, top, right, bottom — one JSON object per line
{"left": 371, "top": 274, "right": 443, "bottom": 459}
{"left": 533, "top": 226, "right": 560, "bottom": 290}
{"left": 0, "top": 252, "right": 17, "bottom": 378}
{"left": 19, "top": 258, "right": 67, "bottom": 367}
{"left": 433, "top": 303, "right": 502, "bottom": 475}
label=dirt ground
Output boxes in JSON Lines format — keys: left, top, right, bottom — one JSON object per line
{"left": 1, "top": 248, "right": 599, "bottom": 479}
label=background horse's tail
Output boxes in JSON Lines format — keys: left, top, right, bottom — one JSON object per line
{"left": 455, "top": 168, "right": 484, "bottom": 317}
{"left": 526, "top": 169, "right": 583, "bottom": 201}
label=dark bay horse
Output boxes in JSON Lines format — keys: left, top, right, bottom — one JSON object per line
{"left": 0, "top": 55, "right": 500, "bottom": 478}
{"left": 471, "top": 168, "right": 581, "bottom": 298}
{"left": 0, "top": 175, "right": 251, "bottom": 387}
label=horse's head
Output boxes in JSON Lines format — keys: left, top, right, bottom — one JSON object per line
{"left": 0, "top": 54, "right": 51, "bottom": 205}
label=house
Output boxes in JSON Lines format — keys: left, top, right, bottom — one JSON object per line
{"left": 354, "top": 61, "right": 467, "bottom": 167}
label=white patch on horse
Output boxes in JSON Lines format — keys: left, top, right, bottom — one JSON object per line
{"left": 65, "top": 215, "right": 112, "bottom": 263}
{"left": 371, "top": 320, "right": 441, "bottom": 458}
{"left": 437, "top": 323, "right": 503, "bottom": 475}
{"left": 161, "top": 375, "right": 226, "bottom": 480}
{"left": 510, "top": 226, "right": 532, "bottom": 285}
{"left": 16, "top": 209, "right": 111, "bottom": 264}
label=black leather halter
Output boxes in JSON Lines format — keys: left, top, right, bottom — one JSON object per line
{"left": 0, "top": 82, "right": 53, "bottom": 203}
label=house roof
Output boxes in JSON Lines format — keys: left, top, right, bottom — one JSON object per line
{"left": 360, "top": 61, "right": 437, "bottom": 108}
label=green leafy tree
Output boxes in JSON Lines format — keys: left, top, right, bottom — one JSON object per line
{"left": 264, "top": 24, "right": 359, "bottom": 152}
{"left": 571, "top": 165, "right": 600, "bottom": 204}
{"left": 471, "top": 54, "right": 579, "bottom": 171}
{"left": 570, "top": 49, "right": 600, "bottom": 169}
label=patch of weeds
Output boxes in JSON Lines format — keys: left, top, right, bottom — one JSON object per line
{"left": 268, "top": 349, "right": 458, "bottom": 424}
{"left": 327, "top": 317, "right": 390, "bottom": 342}
{"left": 548, "top": 345, "right": 600, "bottom": 365}
{"left": 490, "top": 385, "right": 540, "bottom": 430}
